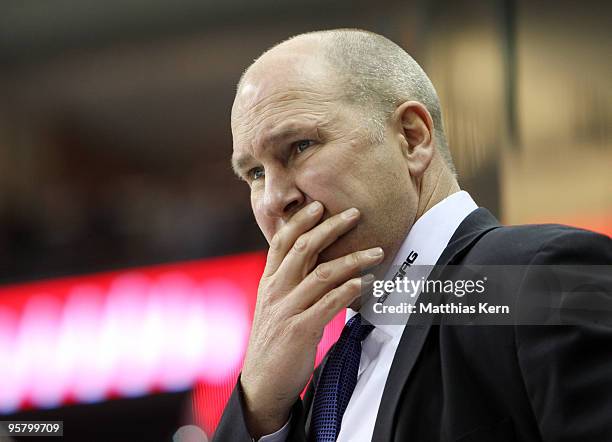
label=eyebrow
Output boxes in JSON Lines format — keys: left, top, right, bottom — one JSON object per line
{"left": 231, "top": 120, "right": 319, "bottom": 178}
{"left": 231, "top": 154, "right": 255, "bottom": 179}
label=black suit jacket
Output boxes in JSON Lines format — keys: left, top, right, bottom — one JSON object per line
{"left": 213, "top": 208, "right": 612, "bottom": 441}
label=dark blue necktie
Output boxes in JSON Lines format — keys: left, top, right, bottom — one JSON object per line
{"left": 311, "top": 313, "right": 375, "bottom": 441}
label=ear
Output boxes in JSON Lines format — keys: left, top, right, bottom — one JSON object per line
{"left": 393, "top": 101, "right": 435, "bottom": 177}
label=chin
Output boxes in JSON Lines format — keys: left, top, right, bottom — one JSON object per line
{"left": 318, "top": 237, "right": 355, "bottom": 264}
{"left": 317, "top": 229, "right": 371, "bottom": 266}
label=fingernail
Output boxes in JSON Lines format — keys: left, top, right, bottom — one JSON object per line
{"left": 342, "top": 207, "right": 360, "bottom": 219}
{"left": 309, "top": 201, "right": 322, "bottom": 214}
{"left": 366, "top": 247, "right": 384, "bottom": 258}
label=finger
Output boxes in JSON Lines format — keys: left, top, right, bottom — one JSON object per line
{"left": 277, "top": 207, "right": 362, "bottom": 281}
{"left": 298, "top": 274, "right": 374, "bottom": 330}
{"left": 263, "top": 201, "right": 324, "bottom": 277}
{"left": 291, "top": 247, "right": 384, "bottom": 310}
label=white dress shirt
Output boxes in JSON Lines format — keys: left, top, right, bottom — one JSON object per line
{"left": 259, "top": 191, "right": 478, "bottom": 442}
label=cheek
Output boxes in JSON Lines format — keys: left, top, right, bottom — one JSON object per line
{"left": 298, "top": 154, "right": 351, "bottom": 195}
{"left": 251, "top": 194, "right": 274, "bottom": 243}
{"left": 300, "top": 165, "right": 329, "bottom": 188}
{"left": 297, "top": 165, "right": 346, "bottom": 211}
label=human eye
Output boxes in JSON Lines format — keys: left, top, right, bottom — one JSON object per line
{"left": 247, "top": 166, "right": 265, "bottom": 181}
{"left": 293, "top": 139, "right": 315, "bottom": 153}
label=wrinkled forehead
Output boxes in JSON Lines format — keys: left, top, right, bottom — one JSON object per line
{"left": 231, "top": 52, "right": 341, "bottom": 146}
{"left": 232, "top": 51, "right": 335, "bottom": 118}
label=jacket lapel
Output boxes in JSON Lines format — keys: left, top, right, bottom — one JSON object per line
{"left": 436, "top": 208, "right": 501, "bottom": 268}
{"left": 371, "top": 208, "right": 501, "bottom": 441}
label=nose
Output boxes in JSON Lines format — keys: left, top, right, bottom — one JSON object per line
{"left": 262, "top": 167, "right": 304, "bottom": 220}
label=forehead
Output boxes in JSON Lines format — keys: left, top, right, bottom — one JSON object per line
{"left": 233, "top": 50, "right": 335, "bottom": 118}
{"left": 231, "top": 56, "right": 339, "bottom": 155}
{"left": 233, "top": 87, "right": 332, "bottom": 137}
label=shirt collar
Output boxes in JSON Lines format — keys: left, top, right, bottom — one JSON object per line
{"left": 347, "top": 190, "right": 478, "bottom": 338}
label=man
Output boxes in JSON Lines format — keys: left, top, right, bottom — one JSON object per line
{"left": 214, "top": 29, "right": 612, "bottom": 441}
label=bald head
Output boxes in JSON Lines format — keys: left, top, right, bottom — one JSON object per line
{"left": 236, "top": 32, "right": 329, "bottom": 92}
{"left": 235, "top": 29, "right": 455, "bottom": 173}
{"left": 233, "top": 37, "right": 337, "bottom": 120}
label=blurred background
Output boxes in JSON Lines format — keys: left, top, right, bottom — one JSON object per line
{"left": 0, "top": 0, "right": 610, "bottom": 440}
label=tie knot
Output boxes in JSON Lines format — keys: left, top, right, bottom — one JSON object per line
{"left": 345, "top": 313, "right": 375, "bottom": 342}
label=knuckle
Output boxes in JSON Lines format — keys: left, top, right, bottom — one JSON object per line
{"left": 287, "top": 318, "right": 308, "bottom": 338}
{"left": 318, "top": 218, "right": 334, "bottom": 237}
{"left": 259, "top": 279, "right": 287, "bottom": 304}
{"left": 345, "top": 252, "right": 361, "bottom": 269}
{"left": 314, "top": 263, "right": 332, "bottom": 281}
{"left": 324, "top": 289, "right": 342, "bottom": 310}
{"left": 285, "top": 319, "right": 300, "bottom": 335}
{"left": 292, "top": 233, "right": 309, "bottom": 253}
{"left": 341, "top": 278, "right": 361, "bottom": 295}
{"left": 291, "top": 318, "right": 321, "bottom": 343}
{"left": 270, "top": 232, "right": 284, "bottom": 251}
{"left": 332, "top": 219, "right": 347, "bottom": 236}
{"left": 340, "top": 279, "right": 361, "bottom": 299}
{"left": 347, "top": 278, "right": 362, "bottom": 292}
{"left": 261, "top": 277, "right": 278, "bottom": 296}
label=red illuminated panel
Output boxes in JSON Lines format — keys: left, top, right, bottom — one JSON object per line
{"left": 0, "top": 254, "right": 263, "bottom": 412}
{"left": 0, "top": 252, "right": 345, "bottom": 436}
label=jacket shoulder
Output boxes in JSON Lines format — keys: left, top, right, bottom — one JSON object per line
{"left": 465, "top": 223, "right": 611, "bottom": 265}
